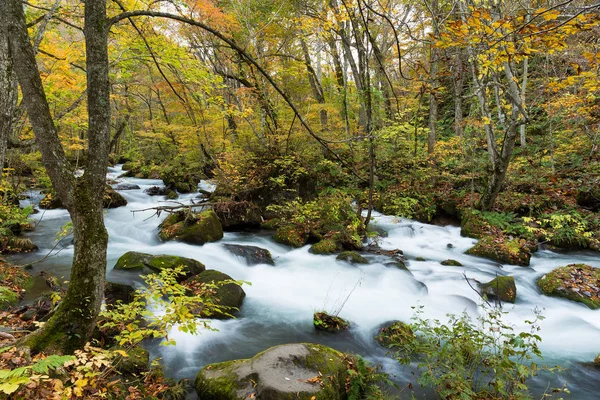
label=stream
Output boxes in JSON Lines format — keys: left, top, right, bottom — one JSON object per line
{"left": 9, "top": 165, "right": 600, "bottom": 399}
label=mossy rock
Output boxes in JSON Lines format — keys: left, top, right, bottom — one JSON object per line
{"left": 310, "top": 239, "right": 338, "bottom": 255}
{"left": 104, "top": 281, "right": 135, "bottom": 305}
{"left": 213, "top": 201, "right": 262, "bottom": 231}
{"left": 223, "top": 244, "right": 274, "bottom": 266}
{"left": 260, "top": 218, "right": 281, "bottom": 230}
{"left": 415, "top": 257, "right": 426, "bottom": 261}
{"left": 460, "top": 212, "right": 489, "bottom": 239}
{"left": 166, "top": 190, "right": 179, "bottom": 200}
{"left": 336, "top": 251, "right": 368, "bottom": 264}
{"left": 441, "top": 259, "right": 463, "bottom": 267}
{"left": 0, "top": 286, "right": 18, "bottom": 311}
{"left": 466, "top": 236, "right": 532, "bottom": 266}
{"left": 194, "top": 343, "right": 348, "bottom": 400}
{"left": 185, "top": 270, "right": 245, "bottom": 319}
{"left": 113, "top": 251, "right": 205, "bottom": 279}
{"left": 104, "top": 186, "right": 128, "bottom": 208}
{"left": 313, "top": 311, "right": 349, "bottom": 333}
{"left": 537, "top": 264, "right": 600, "bottom": 309}
{"left": 385, "top": 261, "right": 411, "bottom": 273}
{"left": 175, "top": 182, "right": 194, "bottom": 193}
{"left": 159, "top": 210, "right": 224, "bottom": 245}
{"left": 375, "top": 321, "right": 414, "bottom": 348}
{"left": 594, "top": 354, "right": 600, "bottom": 368}
{"left": 480, "top": 276, "right": 517, "bottom": 303}
{"left": 273, "top": 225, "right": 308, "bottom": 248}
{"left": 112, "top": 346, "right": 150, "bottom": 375}
{"left": 0, "top": 230, "right": 38, "bottom": 254}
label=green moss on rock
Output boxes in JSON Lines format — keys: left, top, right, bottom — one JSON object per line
{"left": 594, "top": 354, "right": 600, "bottom": 368}
{"left": 113, "top": 251, "right": 205, "bottom": 279}
{"left": 336, "top": 251, "right": 368, "bottom": 264}
{"left": 310, "top": 239, "right": 338, "bottom": 255}
{"left": 466, "top": 236, "right": 533, "bottom": 266}
{"left": 159, "top": 210, "right": 224, "bottom": 245}
{"left": 537, "top": 264, "right": 600, "bottom": 309}
{"left": 480, "top": 276, "right": 517, "bottom": 303}
{"left": 273, "top": 225, "right": 308, "bottom": 248}
{"left": 313, "top": 311, "right": 349, "bottom": 333}
{"left": 441, "top": 259, "right": 463, "bottom": 266}
{"left": 186, "top": 269, "right": 245, "bottom": 319}
{"left": 0, "top": 286, "right": 18, "bottom": 310}
{"left": 195, "top": 343, "right": 348, "bottom": 400}
{"left": 113, "top": 346, "right": 150, "bottom": 375}
{"left": 375, "top": 321, "right": 414, "bottom": 348}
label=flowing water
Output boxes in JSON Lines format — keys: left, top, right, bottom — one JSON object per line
{"left": 10, "top": 165, "right": 600, "bottom": 399}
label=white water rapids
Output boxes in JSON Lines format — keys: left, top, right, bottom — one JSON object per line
{"left": 11, "top": 165, "right": 600, "bottom": 399}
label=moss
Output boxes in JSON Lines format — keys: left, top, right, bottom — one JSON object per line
{"left": 313, "top": 311, "right": 349, "bottom": 333}
{"left": 260, "top": 218, "right": 281, "bottom": 230}
{"left": 194, "top": 364, "right": 239, "bottom": 400}
{"left": 537, "top": 264, "right": 600, "bottom": 309}
{"left": 273, "top": 225, "right": 308, "bottom": 248}
{"left": 113, "top": 251, "right": 153, "bottom": 270}
{"left": 466, "top": 237, "right": 532, "bottom": 266}
{"left": 103, "top": 187, "right": 127, "bottom": 208}
{"left": 336, "top": 251, "right": 368, "bottom": 264}
{"left": 310, "top": 239, "right": 338, "bottom": 255}
{"left": 441, "top": 259, "right": 463, "bottom": 266}
{"left": 0, "top": 286, "right": 18, "bottom": 310}
{"left": 159, "top": 210, "right": 224, "bottom": 245}
{"left": 147, "top": 255, "right": 205, "bottom": 275}
{"left": 213, "top": 201, "right": 262, "bottom": 230}
{"left": 186, "top": 270, "right": 245, "bottom": 319}
{"left": 460, "top": 212, "right": 489, "bottom": 239}
{"left": 415, "top": 257, "right": 426, "bottom": 261}
{"left": 375, "top": 321, "right": 414, "bottom": 348}
{"left": 113, "top": 346, "right": 150, "bottom": 375}
{"left": 166, "top": 190, "right": 179, "bottom": 200}
{"left": 594, "top": 354, "right": 600, "bottom": 368}
{"left": 480, "top": 276, "right": 517, "bottom": 303}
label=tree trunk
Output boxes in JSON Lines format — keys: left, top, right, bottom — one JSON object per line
{"left": 6, "top": 0, "right": 111, "bottom": 354}
{"left": 453, "top": 48, "right": 464, "bottom": 138}
{"left": 0, "top": 21, "right": 17, "bottom": 173}
{"left": 300, "top": 37, "right": 328, "bottom": 131}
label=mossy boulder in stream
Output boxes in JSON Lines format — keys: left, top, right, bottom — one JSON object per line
{"left": 375, "top": 321, "right": 414, "bottom": 348}
{"left": 159, "top": 210, "right": 223, "bottom": 245}
{"left": 480, "top": 276, "right": 517, "bottom": 303}
{"left": 40, "top": 186, "right": 127, "bottom": 209}
{"left": 273, "top": 225, "right": 308, "bottom": 248}
{"left": 223, "top": 244, "right": 274, "bottom": 266}
{"left": 594, "top": 354, "right": 600, "bottom": 368}
{"left": 466, "top": 236, "right": 534, "bottom": 266}
{"left": 213, "top": 201, "right": 262, "bottom": 230}
{"left": 537, "top": 264, "right": 600, "bottom": 309}
{"left": 336, "top": 251, "right": 368, "bottom": 264}
{"left": 194, "top": 343, "right": 349, "bottom": 400}
{"left": 113, "top": 251, "right": 205, "bottom": 279}
{"left": 313, "top": 311, "right": 349, "bottom": 333}
{"left": 441, "top": 259, "right": 463, "bottom": 266}
{"left": 310, "top": 239, "right": 338, "bottom": 255}
{"left": 184, "top": 269, "right": 245, "bottom": 319}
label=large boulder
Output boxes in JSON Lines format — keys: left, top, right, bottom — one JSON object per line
{"left": 195, "top": 343, "right": 349, "bottom": 400}
{"left": 159, "top": 210, "right": 223, "bottom": 245}
{"left": 310, "top": 239, "right": 338, "bottom": 255}
{"left": 273, "top": 225, "right": 308, "bottom": 248}
{"left": 113, "top": 251, "right": 205, "bottom": 279}
{"left": 223, "top": 244, "right": 274, "bottom": 266}
{"left": 213, "top": 201, "right": 262, "bottom": 230}
{"left": 185, "top": 269, "right": 245, "bottom": 319}
{"left": 466, "top": 236, "right": 534, "bottom": 266}
{"left": 104, "top": 281, "right": 135, "bottom": 305}
{"left": 537, "top": 264, "right": 600, "bottom": 309}
{"left": 480, "top": 276, "right": 517, "bottom": 303}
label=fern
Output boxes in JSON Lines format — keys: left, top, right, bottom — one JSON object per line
{"left": 30, "top": 355, "right": 75, "bottom": 374}
{"left": 0, "top": 354, "right": 75, "bottom": 395}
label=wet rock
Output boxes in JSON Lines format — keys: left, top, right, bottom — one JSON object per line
{"left": 159, "top": 210, "right": 223, "bottom": 245}
{"left": 145, "top": 186, "right": 170, "bottom": 196}
{"left": 441, "top": 259, "right": 463, "bottom": 267}
{"left": 577, "top": 188, "right": 600, "bottom": 212}
{"left": 537, "top": 264, "right": 600, "bottom": 309}
{"left": 385, "top": 261, "right": 411, "bottom": 273}
{"left": 336, "top": 251, "right": 368, "bottom": 264}
{"left": 466, "top": 237, "right": 534, "bottom": 267}
{"left": 361, "top": 243, "right": 404, "bottom": 259}
{"left": 213, "top": 201, "right": 262, "bottom": 231}
{"left": 104, "top": 187, "right": 128, "bottom": 208}
{"left": 415, "top": 257, "right": 426, "bottom": 261}
{"left": 223, "top": 244, "right": 274, "bottom": 266}
{"left": 273, "top": 225, "right": 308, "bottom": 248}
{"left": 313, "top": 311, "right": 349, "bottom": 333}
{"left": 480, "top": 276, "right": 517, "bottom": 303}
{"left": 115, "top": 183, "right": 140, "bottom": 190}
{"left": 185, "top": 269, "right": 245, "bottom": 319}
{"left": 166, "top": 190, "right": 179, "bottom": 200}
{"left": 195, "top": 343, "right": 348, "bottom": 400}
{"left": 105, "top": 281, "right": 135, "bottom": 305}
{"left": 375, "top": 321, "right": 414, "bottom": 348}
{"left": 113, "top": 251, "right": 205, "bottom": 279}
{"left": 447, "top": 243, "right": 454, "bottom": 249}
{"left": 594, "top": 354, "right": 600, "bottom": 368}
